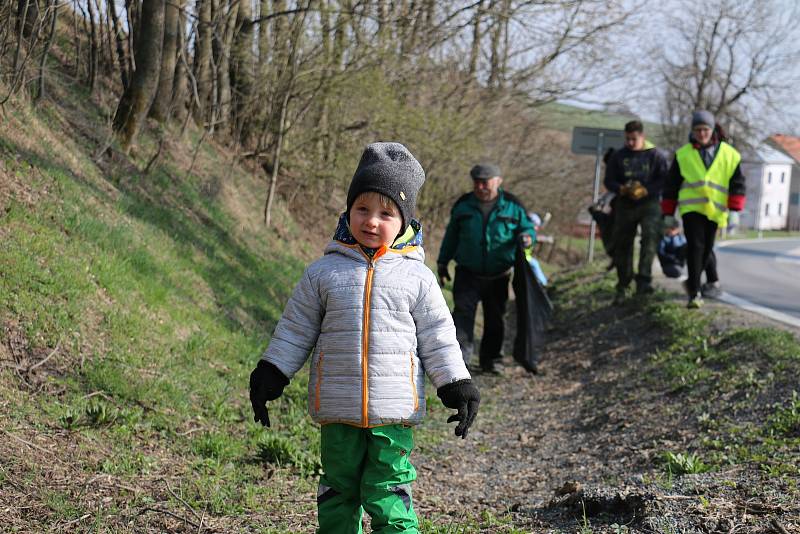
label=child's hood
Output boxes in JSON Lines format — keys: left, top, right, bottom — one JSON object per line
{"left": 325, "top": 212, "right": 426, "bottom": 264}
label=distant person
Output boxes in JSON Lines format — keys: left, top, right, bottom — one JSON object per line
{"left": 588, "top": 147, "right": 618, "bottom": 270}
{"left": 658, "top": 216, "right": 687, "bottom": 278}
{"left": 437, "top": 163, "right": 535, "bottom": 374}
{"left": 525, "top": 212, "right": 549, "bottom": 286}
{"left": 661, "top": 111, "right": 746, "bottom": 308}
{"left": 249, "top": 142, "right": 480, "bottom": 532}
{"left": 604, "top": 120, "right": 669, "bottom": 304}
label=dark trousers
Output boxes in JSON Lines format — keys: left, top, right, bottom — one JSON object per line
{"left": 611, "top": 199, "right": 662, "bottom": 290}
{"left": 452, "top": 267, "right": 510, "bottom": 370}
{"left": 683, "top": 212, "right": 719, "bottom": 297}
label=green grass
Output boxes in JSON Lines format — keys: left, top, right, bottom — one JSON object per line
{"left": 0, "top": 105, "right": 326, "bottom": 529}
{"left": 537, "top": 102, "right": 667, "bottom": 146}
{"left": 550, "top": 267, "right": 800, "bottom": 483}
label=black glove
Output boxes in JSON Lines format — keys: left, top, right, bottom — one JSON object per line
{"left": 249, "top": 360, "right": 289, "bottom": 427}
{"left": 437, "top": 263, "right": 451, "bottom": 287}
{"left": 437, "top": 379, "right": 480, "bottom": 439}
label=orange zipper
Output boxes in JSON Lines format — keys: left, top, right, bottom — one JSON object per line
{"left": 315, "top": 351, "right": 324, "bottom": 413}
{"left": 360, "top": 246, "right": 386, "bottom": 427}
{"left": 410, "top": 352, "right": 418, "bottom": 412}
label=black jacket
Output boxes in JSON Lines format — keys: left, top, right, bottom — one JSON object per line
{"left": 604, "top": 145, "right": 668, "bottom": 203}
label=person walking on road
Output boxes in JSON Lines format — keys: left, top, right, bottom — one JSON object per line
{"left": 661, "top": 111, "right": 746, "bottom": 308}
{"left": 604, "top": 120, "right": 669, "bottom": 304}
{"left": 437, "top": 163, "right": 535, "bottom": 374}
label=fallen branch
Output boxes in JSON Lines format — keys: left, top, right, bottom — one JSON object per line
{"left": 770, "top": 519, "right": 790, "bottom": 534}
{"left": 140, "top": 507, "right": 199, "bottom": 529}
{"left": 1, "top": 428, "right": 52, "bottom": 455}
{"left": 60, "top": 513, "right": 92, "bottom": 528}
{"left": 165, "top": 479, "right": 203, "bottom": 525}
{"left": 27, "top": 341, "right": 60, "bottom": 371}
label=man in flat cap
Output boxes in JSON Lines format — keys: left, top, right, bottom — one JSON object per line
{"left": 437, "top": 163, "right": 535, "bottom": 374}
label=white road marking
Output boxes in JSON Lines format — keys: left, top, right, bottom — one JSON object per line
{"left": 718, "top": 292, "right": 800, "bottom": 329}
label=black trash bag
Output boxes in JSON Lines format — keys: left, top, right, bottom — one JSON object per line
{"left": 588, "top": 198, "right": 616, "bottom": 257}
{"left": 512, "top": 243, "right": 553, "bottom": 373}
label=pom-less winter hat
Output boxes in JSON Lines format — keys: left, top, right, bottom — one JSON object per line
{"left": 691, "top": 110, "right": 715, "bottom": 129}
{"left": 346, "top": 142, "right": 426, "bottom": 231}
{"left": 470, "top": 163, "right": 502, "bottom": 180}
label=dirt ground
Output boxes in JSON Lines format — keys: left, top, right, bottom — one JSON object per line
{"left": 411, "top": 269, "right": 800, "bottom": 533}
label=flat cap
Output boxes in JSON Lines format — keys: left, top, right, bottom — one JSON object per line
{"left": 470, "top": 163, "right": 501, "bottom": 180}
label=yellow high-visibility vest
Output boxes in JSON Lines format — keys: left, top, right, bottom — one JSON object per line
{"left": 676, "top": 141, "right": 741, "bottom": 227}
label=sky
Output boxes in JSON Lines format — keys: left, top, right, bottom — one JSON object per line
{"left": 562, "top": 0, "right": 800, "bottom": 139}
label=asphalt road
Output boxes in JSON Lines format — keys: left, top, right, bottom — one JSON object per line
{"left": 715, "top": 238, "right": 800, "bottom": 324}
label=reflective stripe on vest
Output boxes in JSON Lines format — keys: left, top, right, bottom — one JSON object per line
{"left": 676, "top": 142, "right": 741, "bottom": 227}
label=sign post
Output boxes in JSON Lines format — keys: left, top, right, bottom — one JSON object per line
{"left": 571, "top": 127, "right": 625, "bottom": 263}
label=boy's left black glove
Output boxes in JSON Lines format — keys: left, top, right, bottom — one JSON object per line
{"left": 249, "top": 360, "right": 289, "bottom": 427}
{"left": 437, "top": 379, "right": 480, "bottom": 439}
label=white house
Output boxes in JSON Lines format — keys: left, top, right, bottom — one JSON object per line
{"left": 769, "top": 134, "right": 800, "bottom": 231}
{"left": 739, "top": 143, "right": 794, "bottom": 230}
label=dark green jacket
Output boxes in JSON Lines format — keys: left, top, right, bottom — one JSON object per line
{"left": 437, "top": 190, "right": 535, "bottom": 275}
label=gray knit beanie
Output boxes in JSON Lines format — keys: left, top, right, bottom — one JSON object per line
{"left": 691, "top": 110, "right": 715, "bottom": 129}
{"left": 346, "top": 142, "right": 425, "bottom": 231}
{"left": 470, "top": 163, "right": 502, "bottom": 180}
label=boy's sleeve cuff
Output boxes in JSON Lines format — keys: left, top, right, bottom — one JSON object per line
{"left": 661, "top": 199, "right": 678, "bottom": 215}
{"left": 728, "top": 195, "right": 745, "bottom": 211}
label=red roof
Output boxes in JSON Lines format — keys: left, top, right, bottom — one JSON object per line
{"left": 770, "top": 134, "right": 800, "bottom": 164}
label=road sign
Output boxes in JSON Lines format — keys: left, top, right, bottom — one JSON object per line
{"left": 570, "top": 126, "right": 625, "bottom": 263}
{"left": 570, "top": 126, "right": 625, "bottom": 155}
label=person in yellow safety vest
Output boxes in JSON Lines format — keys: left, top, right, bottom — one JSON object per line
{"left": 661, "top": 110, "right": 746, "bottom": 309}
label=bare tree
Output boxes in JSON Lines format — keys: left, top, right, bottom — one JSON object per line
{"left": 657, "top": 0, "right": 800, "bottom": 147}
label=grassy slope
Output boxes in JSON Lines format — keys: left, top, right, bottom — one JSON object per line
{"left": 0, "top": 77, "right": 328, "bottom": 531}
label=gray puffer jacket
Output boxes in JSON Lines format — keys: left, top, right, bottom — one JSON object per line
{"left": 262, "top": 216, "right": 470, "bottom": 427}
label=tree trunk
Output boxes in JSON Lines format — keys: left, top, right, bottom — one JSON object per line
{"left": 108, "top": 2, "right": 129, "bottom": 90}
{"left": 34, "top": 0, "right": 57, "bottom": 102}
{"left": 212, "top": 0, "right": 238, "bottom": 134}
{"left": 264, "top": 89, "right": 289, "bottom": 227}
{"left": 16, "top": 0, "right": 39, "bottom": 38}
{"left": 487, "top": 0, "right": 502, "bottom": 89}
{"left": 149, "top": 0, "right": 180, "bottom": 121}
{"left": 86, "top": 0, "right": 98, "bottom": 92}
{"left": 113, "top": 0, "right": 166, "bottom": 153}
{"left": 258, "top": 0, "right": 270, "bottom": 62}
{"left": 467, "top": 0, "right": 484, "bottom": 81}
{"left": 231, "top": 0, "right": 254, "bottom": 142}
{"left": 125, "top": 0, "right": 137, "bottom": 72}
{"left": 171, "top": 0, "right": 189, "bottom": 122}
{"left": 194, "top": 0, "right": 212, "bottom": 126}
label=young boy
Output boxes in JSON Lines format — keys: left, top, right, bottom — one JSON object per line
{"left": 249, "top": 142, "right": 481, "bottom": 533}
{"left": 657, "top": 216, "right": 687, "bottom": 279}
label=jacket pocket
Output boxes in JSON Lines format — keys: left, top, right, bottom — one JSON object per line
{"left": 315, "top": 351, "right": 324, "bottom": 413}
{"left": 409, "top": 352, "right": 419, "bottom": 412}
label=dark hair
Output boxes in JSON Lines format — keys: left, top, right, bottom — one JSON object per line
{"left": 624, "top": 120, "right": 643, "bottom": 133}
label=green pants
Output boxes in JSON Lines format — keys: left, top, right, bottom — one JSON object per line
{"left": 317, "top": 424, "right": 419, "bottom": 534}
{"left": 612, "top": 199, "right": 662, "bottom": 290}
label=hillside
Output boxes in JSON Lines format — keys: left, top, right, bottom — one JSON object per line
{"left": 534, "top": 102, "right": 669, "bottom": 147}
